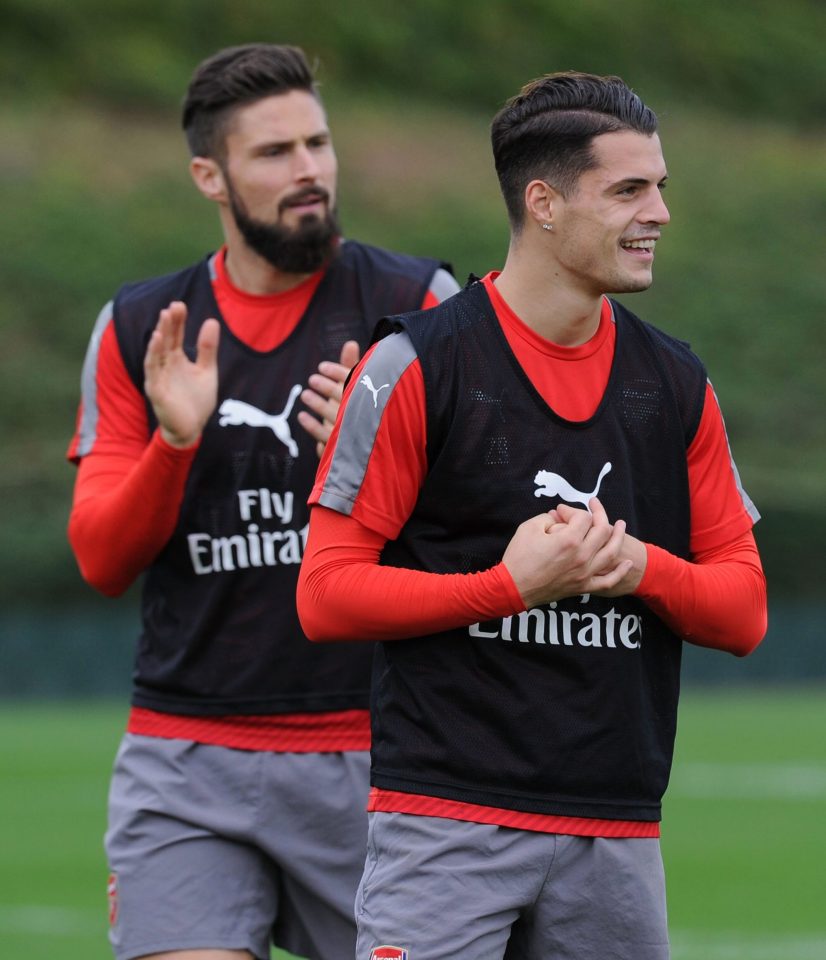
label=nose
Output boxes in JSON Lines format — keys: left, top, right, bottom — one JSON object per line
{"left": 293, "top": 143, "right": 320, "bottom": 182}
{"left": 643, "top": 187, "right": 670, "bottom": 226}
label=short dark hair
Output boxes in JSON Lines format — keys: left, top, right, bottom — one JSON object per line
{"left": 490, "top": 71, "right": 658, "bottom": 230}
{"left": 182, "top": 43, "right": 319, "bottom": 160}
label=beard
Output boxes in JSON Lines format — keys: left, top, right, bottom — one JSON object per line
{"left": 227, "top": 180, "right": 341, "bottom": 274}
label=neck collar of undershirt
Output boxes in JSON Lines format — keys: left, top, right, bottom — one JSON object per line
{"left": 209, "top": 247, "right": 327, "bottom": 308}
{"left": 482, "top": 271, "right": 613, "bottom": 361}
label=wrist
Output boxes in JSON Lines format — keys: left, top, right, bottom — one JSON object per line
{"left": 625, "top": 536, "right": 649, "bottom": 593}
{"left": 157, "top": 426, "right": 201, "bottom": 452}
{"left": 494, "top": 561, "right": 533, "bottom": 613}
{"left": 634, "top": 542, "right": 670, "bottom": 598}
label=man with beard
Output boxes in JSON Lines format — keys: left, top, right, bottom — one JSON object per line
{"left": 66, "top": 44, "right": 457, "bottom": 960}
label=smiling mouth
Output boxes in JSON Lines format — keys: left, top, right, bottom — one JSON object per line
{"left": 620, "top": 238, "right": 657, "bottom": 252}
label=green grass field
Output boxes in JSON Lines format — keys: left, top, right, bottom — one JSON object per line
{"left": 1, "top": 689, "right": 823, "bottom": 960}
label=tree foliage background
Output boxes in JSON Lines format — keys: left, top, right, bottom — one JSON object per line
{"left": 1, "top": 0, "right": 824, "bottom": 613}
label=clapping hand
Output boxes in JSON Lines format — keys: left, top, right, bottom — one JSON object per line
{"left": 143, "top": 301, "right": 220, "bottom": 448}
{"left": 298, "top": 339, "right": 361, "bottom": 458}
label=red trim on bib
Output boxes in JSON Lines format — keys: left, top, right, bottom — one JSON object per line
{"left": 368, "top": 787, "right": 660, "bottom": 838}
{"left": 127, "top": 705, "right": 370, "bottom": 752}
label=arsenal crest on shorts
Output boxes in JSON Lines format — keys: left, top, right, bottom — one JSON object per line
{"left": 369, "top": 946, "right": 409, "bottom": 960}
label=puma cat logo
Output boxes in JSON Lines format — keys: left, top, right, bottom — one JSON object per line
{"left": 218, "top": 384, "right": 302, "bottom": 458}
{"left": 534, "top": 462, "right": 612, "bottom": 510}
{"left": 360, "top": 374, "right": 390, "bottom": 408}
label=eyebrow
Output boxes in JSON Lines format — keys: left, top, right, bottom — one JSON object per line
{"left": 252, "top": 128, "right": 331, "bottom": 150}
{"left": 609, "top": 174, "right": 669, "bottom": 190}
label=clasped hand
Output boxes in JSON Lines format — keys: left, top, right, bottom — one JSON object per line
{"left": 502, "top": 497, "right": 645, "bottom": 609}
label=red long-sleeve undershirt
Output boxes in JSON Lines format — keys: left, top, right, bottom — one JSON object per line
{"left": 67, "top": 250, "right": 451, "bottom": 595}
{"left": 69, "top": 430, "right": 199, "bottom": 595}
{"left": 298, "top": 508, "right": 765, "bottom": 656}
{"left": 298, "top": 274, "right": 766, "bottom": 656}
{"left": 66, "top": 251, "right": 458, "bottom": 752}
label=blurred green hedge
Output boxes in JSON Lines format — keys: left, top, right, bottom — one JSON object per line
{"left": 3, "top": 0, "right": 825, "bottom": 124}
{"left": 1, "top": 1, "right": 823, "bottom": 605}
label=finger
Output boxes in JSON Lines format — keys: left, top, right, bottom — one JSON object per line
{"left": 524, "top": 511, "right": 556, "bottom": 530}
{"left": 300, "top": 387, "right": 336, "bottom": 421}
{"left": 339, "top": 339, "right": 360, "bottom": 370}
{"left": 586, "top": 495, "right": 611, "bottom": 522}
{"left": 306, "top": 372, "right": 342, "bottom": 401}
{"left": 144, "top": 305, "right": 178, "bottom": 373}
{"left": 554, "top": 503, "right": 593, "bottom": 538}
{"left": 151, "top": 302, "right": 181, "bottom": 358}
{"left": 588, "top": 558, "right": 633, "bottom": 593}
{"left": 588, "top": 497, "right": 608, "bottom": 523}
{"left": 541, "top": 512, "right": 557, "bottom": 533}
{"left": 554, "top": 503, "right": 591, "bottom": 524}
{"left": 608, "top": 517, "right": 627, "bottom": 547}
{"left": 195, "top": 318, "right": 220, "bottom": 370}
{"left": 591, "top": 518, "right": 626, "bottom": 570}
{"left": 143, "top": 327, "right": 164, "bottom": 378}
{"left": 152, "top": 306, "right": 172, "bottom": 355}
{"left": 296, "top": 409, "right": 331, "bottom": 444}
{"left": 315, "top": 362, "right": 350, "bottom": 387}
{"left": 581, "top": 497, "right": 615, "bottom": 549}
{"left": 540, "top": 507, "right": 568, "bottom": 530}
{"left": 166, "top": 300, "right": 187, "bottom": 352}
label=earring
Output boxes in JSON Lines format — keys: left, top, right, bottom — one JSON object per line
{"left": 542, "top": 222, "right": 553, "bottom": 231}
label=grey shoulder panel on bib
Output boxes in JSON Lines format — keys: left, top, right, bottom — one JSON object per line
{"left": 317, "top": 332, "right": 418, "bottom": 516}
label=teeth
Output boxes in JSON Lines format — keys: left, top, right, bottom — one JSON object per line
{"left": 621, "top": 239, "right": 656, "bottom": 250}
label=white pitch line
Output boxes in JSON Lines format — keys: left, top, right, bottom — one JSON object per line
{"left": 668, "top": 762, "right": 826, "bottom": 799}
{"left": 670, "top": 930, "right": 826, "bottom": 960}
{"left": 0, "top": 904, "right": 100, "bottom": 935}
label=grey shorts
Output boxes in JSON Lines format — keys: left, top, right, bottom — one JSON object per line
{"left": 356, "top": 812, "right": 669, "bottom": 960}
{"left": 106, "top": 733, "right": 370, "bottom": 960}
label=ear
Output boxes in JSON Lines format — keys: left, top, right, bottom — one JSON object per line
{"left": 189, "top": 156, "right": 227, "bottom": 204}
{"left": 524, "top": 179, "right": 559, "bottom": 229}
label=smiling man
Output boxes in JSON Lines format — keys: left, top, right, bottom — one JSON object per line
{"left": 297, "top": 72, "right": 767, "bottom": 959}
{"left": 66, "top": 43, "right": 457, "bottom": 960}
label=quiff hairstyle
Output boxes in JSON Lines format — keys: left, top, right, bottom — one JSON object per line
{"left": 182, "top": 43, "right": 319, "bottom": 161}
{"left": 491, "top": 71, "right": 658, "bottom": 231}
